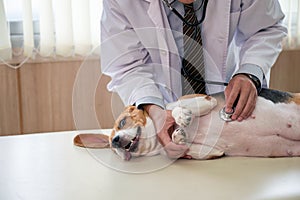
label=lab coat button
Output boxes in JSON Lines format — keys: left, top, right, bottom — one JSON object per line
{"left": 161, "top": 50, "right": 167, "bottom": 55}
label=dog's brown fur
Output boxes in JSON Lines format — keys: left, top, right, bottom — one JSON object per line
{"left": 74, "top": 106, "right": 149, "bottom": 149}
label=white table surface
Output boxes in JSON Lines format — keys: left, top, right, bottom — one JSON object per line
{"left": 0, "top": 130, "right": 300, "bottom": 200}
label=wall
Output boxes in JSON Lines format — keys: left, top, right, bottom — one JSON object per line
{"left": 0, "top": 65, "right": 21, "bottom": 135}
{"left": 0, "top": 50, "right": 300, "bottom": 135}
{"left": 270, "top": 50, "right": 300, "bottom": 93}
{"left": 0, "top": 56, "right": 124, "bottom": 135}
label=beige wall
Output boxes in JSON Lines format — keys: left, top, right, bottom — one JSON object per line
{"left": 270, "top": 50, "right": 300, "bottom": 93}
{"left": 0, "top": 50, "right": 300, "bottom": 135}
{"left": 0, "top": 66, "right": 21, "bottom": 135}
{"left": 0, "top": 56, "right": 124, "bottom": 135}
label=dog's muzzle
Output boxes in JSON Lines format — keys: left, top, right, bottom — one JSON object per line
{"left": 111, "top": 126, "right": 141, "bottom": 152}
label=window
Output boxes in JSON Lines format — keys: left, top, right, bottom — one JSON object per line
{"left": 0, "top": 0, "right": 299, "bottom": 63}
{"left": 1, "top": 0, "right": 102, "bottom": 60}
{"left": 279, "top": 0, "right": 300, "bottom": 49}
{"left": 4, "top": 0, "right": 40, "bottom": 49}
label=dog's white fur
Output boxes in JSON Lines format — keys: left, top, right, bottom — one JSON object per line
{"left": 111, "top": 92, "right": 300, "bottom": 160}
{"left": 113, "top": 95, "right": 220, "bottom": 160}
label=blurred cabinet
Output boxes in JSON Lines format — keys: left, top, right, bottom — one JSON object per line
{"left": 0, "top": 56, "right": 123, "bottom": 135}
{"left": 19, "top": 60, "right": 80, "bottom": 133}
{"left": 0, "top": 66, "right": 21, "bottom": 135}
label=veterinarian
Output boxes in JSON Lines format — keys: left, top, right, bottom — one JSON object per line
{"left": 100, "top": 0, "right": 287, "bottom": 158}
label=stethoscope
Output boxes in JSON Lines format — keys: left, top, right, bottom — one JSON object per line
{"left": 161, "top": 0, "right": 209, "bottom": 27}
{"left": 161, "top": 0, "right": 238, "bottom": 122}
{"left": 162, "top": 0, "right": 241, "bottom": 122}
{"left": 162, "top": 0, "right": 227, "bottom": 86}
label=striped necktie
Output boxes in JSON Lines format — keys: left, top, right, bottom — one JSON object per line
{"left": 181, "top": 3, "right": 206, "bottom": 95}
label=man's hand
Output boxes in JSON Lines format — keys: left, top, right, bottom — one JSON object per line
{"left": 224, "top": 74, "right": 258, "bottom": 121}
{"left": 143, "top": 104, "right": 189, "bottom": 158}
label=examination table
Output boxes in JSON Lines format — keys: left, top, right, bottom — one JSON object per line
{"left": 0, "top": 130, "right": 299, "bottom": 200}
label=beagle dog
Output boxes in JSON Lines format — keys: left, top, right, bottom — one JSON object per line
{"left": 74, "top": 88, "right": 300, "bottom": 161}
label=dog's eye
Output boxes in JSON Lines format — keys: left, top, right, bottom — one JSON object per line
{"left": 118, "top": 118, "right": 126, "bottom": 129}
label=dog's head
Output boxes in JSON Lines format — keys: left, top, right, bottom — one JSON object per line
{"left": 73, "top": 105, "right": 159, "bottom": 161}
{"left": 109, "top": 106, "right": 159, "bottom": 160}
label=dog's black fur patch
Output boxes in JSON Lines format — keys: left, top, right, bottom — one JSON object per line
{"left": 212, "top": 88, "right": 294, "bottom": 104}
{"left": 259, "top": 88, "right": 293, "bottom": 104}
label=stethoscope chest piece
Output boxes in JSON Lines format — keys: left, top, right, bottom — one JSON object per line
{"left": 219, "top": 107, "right": 234, "bottom": 122}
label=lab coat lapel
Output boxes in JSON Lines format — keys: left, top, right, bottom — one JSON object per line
{"left": 146, "top": 0, "right": 165, "bottom": 29}
{"left": 146, "top": 0, "right": 180, "bottom": 100}
{"left": 202, "top": 0, "right": 232, "bottom": 81}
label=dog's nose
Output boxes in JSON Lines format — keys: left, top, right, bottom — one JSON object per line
{"left": 112, "top": 135, "right": 120, "bottom": 147}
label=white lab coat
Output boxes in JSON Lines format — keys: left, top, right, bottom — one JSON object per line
{"left": 101, "top": 0, "right": 287, "bottom": 106}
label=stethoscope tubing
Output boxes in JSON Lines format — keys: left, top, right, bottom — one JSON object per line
{"left": 162, "top": 0, "right": 209, "bottom": 26}
{"left": 181, "top": 66, "right": 229, "bottom": 86}
{"left": 163, "top": 0, "right": 228, "bottom": 87}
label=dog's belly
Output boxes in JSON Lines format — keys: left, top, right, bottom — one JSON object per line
{"left": 185, "top": 96, "right": 300, "bottom": 158}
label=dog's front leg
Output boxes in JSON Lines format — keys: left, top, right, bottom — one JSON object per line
{"left": 170, "top": 106, "right": 190, "bottom": 146}
{"left": 172, "top": 127, "right": 187, "bottom": 145}
{"left": 172, "top": 106, "right": 193, "bottom": 128}
{"left": 167, "top": 95, "right": 218, "bottom": 117}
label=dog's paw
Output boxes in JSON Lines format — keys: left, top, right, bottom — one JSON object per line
{"left": 172, "top": 128, "right": 186, "bottom": 145}
{"left": 172, "top": 106, "right": 193, "bottom": 127}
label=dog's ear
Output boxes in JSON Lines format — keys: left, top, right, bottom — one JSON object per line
{"left": 73, "top": 134, "right": 110, "bottom": 148}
